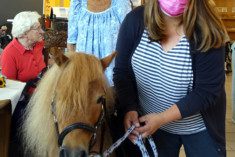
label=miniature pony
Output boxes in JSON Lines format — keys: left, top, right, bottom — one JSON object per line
{"left": 22, "top": 49, "right": 116, "bottom": 157}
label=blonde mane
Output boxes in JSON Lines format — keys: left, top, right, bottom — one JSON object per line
{"left": 23, "top": 53, "right": 114, "bottom": 156}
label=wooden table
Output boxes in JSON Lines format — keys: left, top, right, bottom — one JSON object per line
{"left": 0, "top": 99, "right": 11, "bottom": 157}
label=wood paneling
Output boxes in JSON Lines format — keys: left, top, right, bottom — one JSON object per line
{"left": 214, "top": 0, "right": 235, "bottom": 17}
{"left": 214, "top": 0, "right": 235, "bottom": 7}
{"left": 222, "top": 17, "right": 235, "bottom": 41}
{"left": 214, "top": 0, "right": 235, "bottom": 41}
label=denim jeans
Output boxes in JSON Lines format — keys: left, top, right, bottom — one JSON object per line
{"left": 151, "top": 129, "right": 225, "bottom": 157}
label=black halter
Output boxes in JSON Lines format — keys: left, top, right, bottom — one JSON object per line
{"left": 51, "top": 95, "right": 107, "bottom": 156}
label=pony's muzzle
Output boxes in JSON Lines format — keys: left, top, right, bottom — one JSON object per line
{"left": 59, "top": 147, "right": 87, "bottom": 157}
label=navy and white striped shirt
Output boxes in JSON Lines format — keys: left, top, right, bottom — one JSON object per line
{"left": 132, "top": 30, "right": 206, "bottom": 135}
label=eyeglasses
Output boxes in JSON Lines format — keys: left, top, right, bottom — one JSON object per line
{"left": 30, "top": 25, "right": 43, "bottom": 32}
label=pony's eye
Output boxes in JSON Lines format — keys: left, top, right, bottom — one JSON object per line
{"left": 96, "top": 96, "right": 105, "bottom": 104}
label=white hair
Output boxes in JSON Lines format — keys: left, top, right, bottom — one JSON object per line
{"left": 11, "top": 11, "right": 41, "bottom": 38}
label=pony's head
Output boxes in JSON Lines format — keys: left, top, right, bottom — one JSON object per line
{"left": 23, "top": 49, "right": 116, "bottom": 157}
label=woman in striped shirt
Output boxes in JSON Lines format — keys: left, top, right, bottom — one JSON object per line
{"left": 114, "top": 0, "right": 228, "bottom": 156}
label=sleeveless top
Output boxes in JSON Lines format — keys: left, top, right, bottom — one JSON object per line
{"left": 67, "top": 0, "right": 131, "bottom": 85}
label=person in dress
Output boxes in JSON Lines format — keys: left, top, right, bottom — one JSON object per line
{"left": 67, "top": 0, "right": 131, "bottom": 85}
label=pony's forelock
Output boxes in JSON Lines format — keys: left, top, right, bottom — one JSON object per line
{"left": 22, "top": 53, "right": 113, "bottom": 156}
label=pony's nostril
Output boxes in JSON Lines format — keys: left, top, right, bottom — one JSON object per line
{"left": 80, "top": 150, "right": 86, "bottom": 157}
{"left": 59, "top": 147, "right": 88, "bottom": 157}
{"left": 71, "top": 148, "right": 87, "bottom": 157}
{"left": 59, "top": 147, "right": 70, "bottom": 157}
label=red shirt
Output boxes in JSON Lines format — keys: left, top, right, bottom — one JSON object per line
{"left": 1, "top": 38, "right": 46, "bottom": 82}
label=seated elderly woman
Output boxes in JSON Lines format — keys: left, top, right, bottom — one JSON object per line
{"left": 0, "top": 11, "right": 46, "bottom": 157}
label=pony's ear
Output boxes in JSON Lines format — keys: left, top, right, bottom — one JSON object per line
{"left": 49, "top": 47, "right": 69, "bottom": 66}
{"left": 100, "top": 52, "right": 116, "bottom": 70}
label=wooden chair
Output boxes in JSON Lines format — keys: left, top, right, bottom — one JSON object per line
{"left": 0, "top": 99, "right": 11, "bottom": 157}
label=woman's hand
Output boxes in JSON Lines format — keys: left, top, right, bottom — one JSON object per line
{"left": 136, "top": 104, "right": 182, "bottom": 138}
{"left": 124, "top": 111, "right": 140, "bottom": 142}
{"left": 135, "top": 113, "right": 164, "bottom": 138}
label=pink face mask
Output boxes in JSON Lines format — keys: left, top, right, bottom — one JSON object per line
{"left": 158, "top": 0, "right": 188, "bottom": 17}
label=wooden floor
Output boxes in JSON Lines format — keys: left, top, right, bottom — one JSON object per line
{"left": 179, "top": 73, "right": 235, "bottom": 157}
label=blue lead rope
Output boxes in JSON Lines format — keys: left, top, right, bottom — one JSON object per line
{"left": 135, "top": 135, "right": 158, "bottom": 157}
{"left": 102, "top": 125, "right": 158, "bottom": 157}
